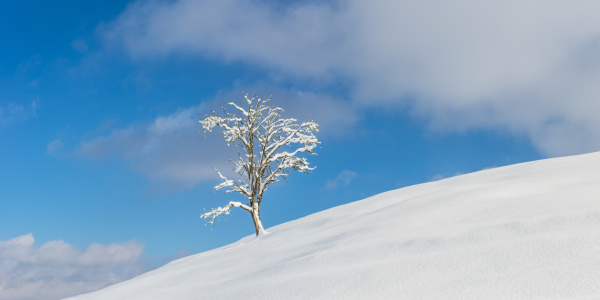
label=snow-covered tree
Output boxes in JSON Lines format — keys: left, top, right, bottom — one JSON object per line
{"left": 199, "top": 93, "right": 319, "bottom": 236}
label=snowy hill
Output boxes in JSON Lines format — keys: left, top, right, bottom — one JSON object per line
{"left": 66, "top": 152, "right": 600, "bottom": 299}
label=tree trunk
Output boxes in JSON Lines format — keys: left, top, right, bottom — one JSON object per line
{"left": 250, "top": 205, "right": 265, "bottom": 236}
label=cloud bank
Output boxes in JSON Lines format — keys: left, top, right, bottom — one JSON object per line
{"left": 0, "top": 234, "right": 144, "bottom": 300}
{"left": 102, "top": 0, "right": 600, "bottom": 157}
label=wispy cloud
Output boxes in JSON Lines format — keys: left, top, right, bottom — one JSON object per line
{"left": 0, "top": 234, "right": 144, "bottom": 300}
{"left": 325, "top": 170, "right": 357, "bottom": 190}
{"left": 0, "top": 101, "right": 37, "bottom": 126}
{"left": 46, "top": 139, "right": 64, "bottom": 154}
{"left": 102, "top": 0, "right": 600, "bottom": 156}
{"left": 71, "top": 39, "right": 89, "bottom": 53}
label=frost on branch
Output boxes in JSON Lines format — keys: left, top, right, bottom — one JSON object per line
{"left": 198, "top": 92, "right": 319, "bottom": 235}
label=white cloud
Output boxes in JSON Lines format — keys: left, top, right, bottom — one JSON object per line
{"left": 77, "top": 89, "right": 355, "bottom": 190}
{"left": 325, "top": 170, "right": 357, "bottom": 189}
{"left": 77, "top": 105, "right": 234, "bottom": 190}
{"left": 0, "top": 234, "right": 144, "bottom": 300}
{"left": 102, "top": 0, "right": 600, "bottom": 157}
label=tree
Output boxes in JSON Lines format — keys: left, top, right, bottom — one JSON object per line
{"left": 198, "top": 93, "right": 319, "bottom": 236}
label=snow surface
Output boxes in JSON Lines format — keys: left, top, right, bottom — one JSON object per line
{"left": 66, "top": 152, "right": 600, "bottom": 299}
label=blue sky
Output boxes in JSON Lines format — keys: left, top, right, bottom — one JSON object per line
{"left": 2, "top": 0, "right": 600, "bottom": 299}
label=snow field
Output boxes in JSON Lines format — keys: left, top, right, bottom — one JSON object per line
{"left": 67, "top": 152, "right": 600, "bottom": 299}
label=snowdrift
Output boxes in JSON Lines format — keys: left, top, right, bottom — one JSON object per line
{"left": 67, "top": 152, "right": 600, "bottom": 299}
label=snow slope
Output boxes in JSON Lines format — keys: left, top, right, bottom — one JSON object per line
{"left": 67, "top": 152, "right": 600, "bottom": 299}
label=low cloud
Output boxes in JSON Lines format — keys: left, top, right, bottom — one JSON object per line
{"left": 429, "top": 171, "right": 465, "bottom": 182}
{"left": 76, "top": 89, "right": 355, "bottom": 190}
{"left": 325, "top": 170, "right": 357, "bottom": 190}
{"left": 429, "top": 174, "right": 445, "bottom": 182}
{"left": 77, "top": 105, "right": 234, "bottom": 190}
{"left": 0, "top": 234, "right": 144, "bottom": 300}
{"left": 102, "top": 0, "right": 600, "bottom": 157}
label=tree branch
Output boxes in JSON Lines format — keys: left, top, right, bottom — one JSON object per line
{"left": 200, "top": 201, "right": 252, "bottom": 227}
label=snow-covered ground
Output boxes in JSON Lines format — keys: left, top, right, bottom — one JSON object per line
{"left": 66, "top": 152, "right": 600, "bottom": 299}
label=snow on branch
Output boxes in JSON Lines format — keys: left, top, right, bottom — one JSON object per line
{"left": 213, "top": 168, "right": 234, "bottom": 190}
{"left": 200, "top": 201, "right": 251, "bottom": 227}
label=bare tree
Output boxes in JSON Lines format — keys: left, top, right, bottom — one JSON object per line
{"left": 199, "top": 93, "right": 319, "bottom": 236}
